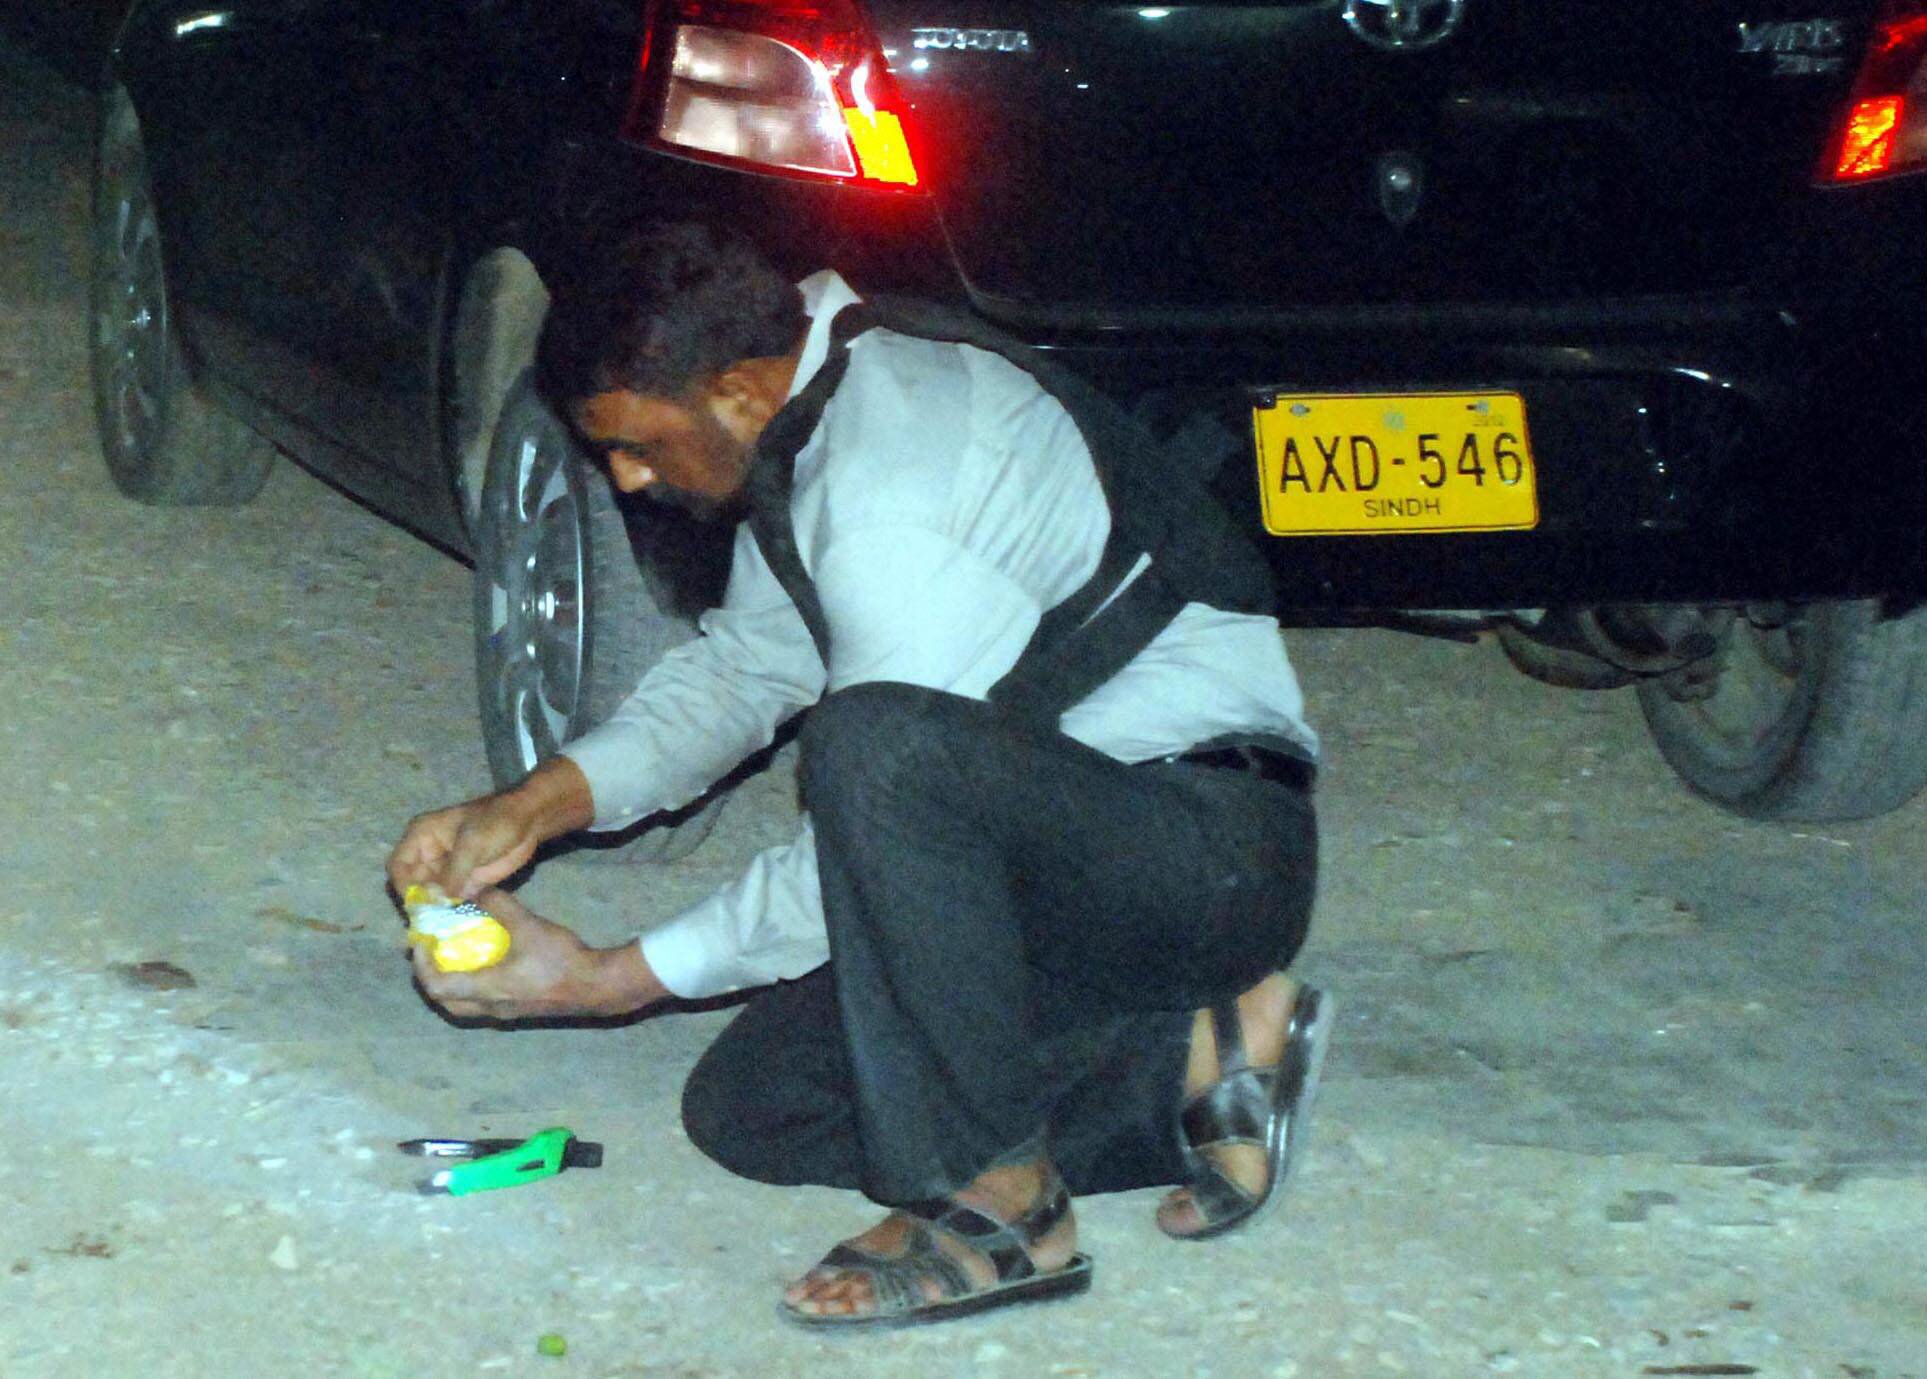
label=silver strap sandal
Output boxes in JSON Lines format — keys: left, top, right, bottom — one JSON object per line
{"left": 1166, "top": 984, "right": 1333, "bottom": 1241}
{"left": 781, "top": 1173, "right": 1094, "bottom": 1331}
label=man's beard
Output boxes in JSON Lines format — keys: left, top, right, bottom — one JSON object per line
{"left": 642, "top": 485, "right": 750, "bottom": 525}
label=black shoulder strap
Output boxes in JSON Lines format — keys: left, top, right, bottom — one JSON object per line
{"left": 740, "top": 311, "right": 874, "bottom": 663}
{"left": 986, "top": 569, "right": 1189, "bottom": 728}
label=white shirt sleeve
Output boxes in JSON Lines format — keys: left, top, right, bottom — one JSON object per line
{"left": 816, "top": 524, "right": 1043, "bottom": 696}
{"left": 561, "top": 525, "right": 826, "bottom": 832}
{"left": 639, "top": 819, "right": 829, "bottom": 997}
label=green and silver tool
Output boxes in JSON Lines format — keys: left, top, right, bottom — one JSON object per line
{"left": 398, "top": 1127, "right": 604, "bottom": 1196}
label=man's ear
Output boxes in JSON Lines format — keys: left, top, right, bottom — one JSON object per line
{"left": 704, "top": 357, "right": 794, "bottom": 440}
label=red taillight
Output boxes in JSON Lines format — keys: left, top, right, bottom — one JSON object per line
{"left": 627, "top": 0, "right": 921, "bottom": 190}
{"left": 1822, "top": 1, "right": 1927, "bottom": 182}
{"left": 1836, "top": 94, "right": 1905, "bottom": 176}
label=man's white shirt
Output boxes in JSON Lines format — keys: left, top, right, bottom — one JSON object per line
{"left": 562, "top": 271, "right": 1317, "bottom": 999}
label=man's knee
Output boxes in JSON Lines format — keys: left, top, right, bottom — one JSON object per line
{"left": 681, "top": 1046, "right": 860, "bottom": 1189}
{"left": 678, "top": 1049, "right": 732, "bottom": 1162}
{"left": 680, "top": 1038, "right": 780, "bottom": 1183}
{"left": 680, "top": 976, "right": 859, "bottom": 1188}
{"left": 797, "top": 682, "right": 976, "bottom": 809}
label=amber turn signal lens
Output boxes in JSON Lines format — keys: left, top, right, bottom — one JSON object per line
{"left": 843, "top": 107, "right": 918, "bottom": 186}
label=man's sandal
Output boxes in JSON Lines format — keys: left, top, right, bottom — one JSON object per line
{"left": 1164, "top": 984, "right": 1333, "bottom": 1242}
{"left": 779, "top": 1176, "right": 1093, "bottom": 1331}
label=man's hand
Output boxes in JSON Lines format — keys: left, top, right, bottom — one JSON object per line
{"left": 387, "top": 757, "right": 596, "bottom": 900}
{"left": 388, "top": 793, "right": 542, "bottom": 901}
{"left": 408, "top": 889, "right": 669, "bottom": 1021}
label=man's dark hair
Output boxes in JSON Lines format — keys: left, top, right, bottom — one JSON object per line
{"left": 538, "top": 222, "right": 806, "bottom": 405}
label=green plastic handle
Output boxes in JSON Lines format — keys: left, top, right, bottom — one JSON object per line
{"left": 434, "top": 1127, "right": 575, "bottom": 1197}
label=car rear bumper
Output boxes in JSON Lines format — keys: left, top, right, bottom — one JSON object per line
{"left": 1048, "top": 309, "right": 1927, "bottom": 611}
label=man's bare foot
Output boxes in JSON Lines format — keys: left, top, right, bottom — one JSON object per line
{"left": 1155, "top": 972, "right": 1297, "bottom": 1239}
{"left": 782, "top": 1159, "right": 1081, "bottom": 1323}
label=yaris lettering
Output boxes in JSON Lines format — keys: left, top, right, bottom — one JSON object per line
{"left": 1736, "top": 17, "right": 1849, "bottom": 74}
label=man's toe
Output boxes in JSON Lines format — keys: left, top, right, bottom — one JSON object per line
{"left": 792, "top": 1269, "right": 875, "bottom": 1316}
{"left": 814, "top": 1276, "right": 871, "bottom": 1316}
{"left": 1157, "top": 1187, "right": 1207, "bottom": 1237}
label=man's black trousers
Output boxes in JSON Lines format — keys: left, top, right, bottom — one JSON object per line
{"left": 680, "top": 682, "right": 1317, "bottom": 1206}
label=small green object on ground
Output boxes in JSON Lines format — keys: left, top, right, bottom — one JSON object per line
{"left": 398, "top": 1127, "right": 603, "bottom": 1197}
{"left": 537, "top": 1333, "right": 567, "bottom": 1358}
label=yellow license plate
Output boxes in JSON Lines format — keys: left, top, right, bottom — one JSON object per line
{"left": 1253, "top": 391, "right": 1539, "bottom": 536}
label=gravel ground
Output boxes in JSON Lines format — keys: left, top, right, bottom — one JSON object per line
{"left": 2, "top": 34, "right": 1922, "bottom": 1379}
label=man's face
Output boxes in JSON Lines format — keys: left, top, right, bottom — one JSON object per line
{"left": 570, "top": 384, "right": 754, "bottom": 521}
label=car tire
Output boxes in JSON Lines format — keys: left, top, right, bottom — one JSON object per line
{"left": 472, "top": 369, "right": 728, "bottom": 863}
{"left": 1638, "top": 599, "right": 1927, "bottom": 822}
{"left": 90, "top": 85, "right": 275, "bottom": 506}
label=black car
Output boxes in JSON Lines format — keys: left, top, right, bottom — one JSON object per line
{"left": 92, "top": 0, "right": 1927, "bottom": 844}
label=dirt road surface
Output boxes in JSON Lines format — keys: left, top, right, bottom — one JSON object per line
{"left": 2, "top": 36, "right": 1922, "bottom": 1379}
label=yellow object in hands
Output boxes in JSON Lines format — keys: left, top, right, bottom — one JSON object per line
{"left": 403, "top": 884, "right": 512, "bottom": 973}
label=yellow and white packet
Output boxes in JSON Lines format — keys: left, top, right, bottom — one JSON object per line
{"left": 402, "top": 884, "right": 512, "bottom": 973}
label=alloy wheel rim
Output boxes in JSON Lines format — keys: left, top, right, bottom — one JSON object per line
{"left": 485, "top": 422, "right": 587, "bottom": 774}
{"left": 99, "top": 180, "right": 168, "bottom": 461}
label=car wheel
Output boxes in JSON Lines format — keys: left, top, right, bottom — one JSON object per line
{"left": 472, "top": 369, "right": 727, "bottom": 862}
{"left": 89, "top": 85, "right": 274, "bottom": 505}
{"left": 1638, "top": 599, "right": 1927, "bottom": 822}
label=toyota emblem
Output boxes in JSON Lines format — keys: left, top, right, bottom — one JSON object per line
{"left": 1342, "top": 0, "right": 1467, "bottom": 51}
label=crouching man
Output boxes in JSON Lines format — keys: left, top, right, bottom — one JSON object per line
{"left": 387, "top": 223, "right": 1330, "bottom": 1330}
